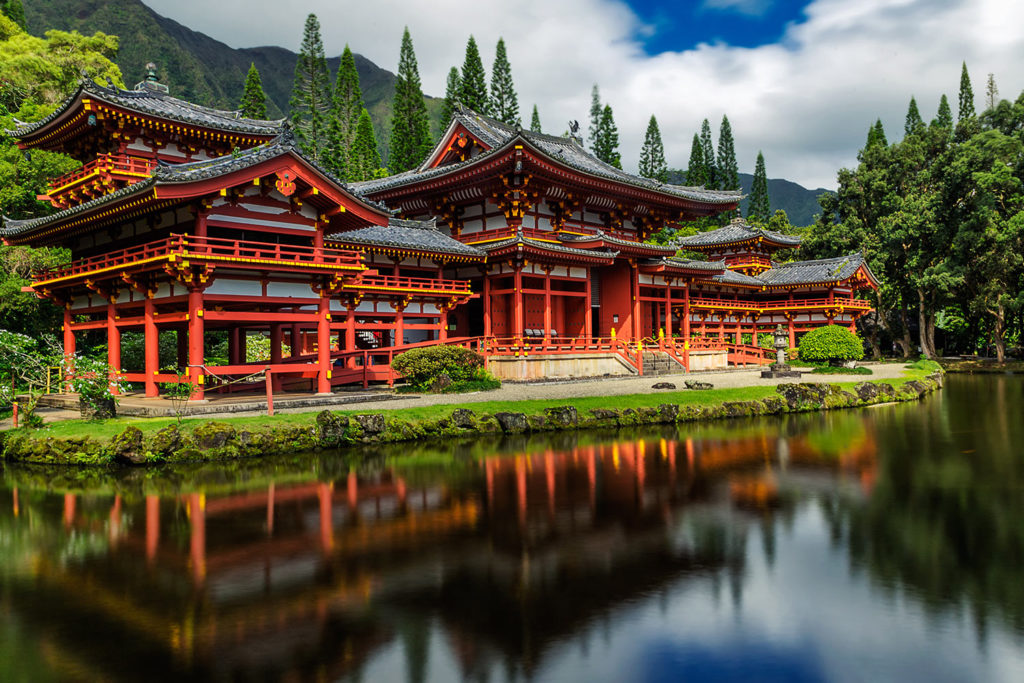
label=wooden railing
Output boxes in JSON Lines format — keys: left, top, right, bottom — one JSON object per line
{"left": 688, "top": 296, "right": 871, "bottom": 311}
{"left": 725, "top": 254, "right": 772, "bottom": 269}
{"left": 354, "top": 273, "right": 473, "bottom": 295}
{"left": 47, "top": 154, "right": 156, "bottom": 193}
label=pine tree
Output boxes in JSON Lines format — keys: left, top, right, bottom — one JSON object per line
{"left": 904, "top": 96, "right": 923, "bottom": 136}
{"left": 865, "top": 119, "right": 887, "bottom": 149}
{"left": 699, "top": 119, "right": 717, "bottom": 190}
{"left": 458, "top": 36, "right": 489, "bottom": 114}
{"left": 588, "top": 85, "right": 602, "bottom": 149}
{"left": 747, "top": 151, "right": 770, "bottom": 223}
{"left": 1, "top": 0, "right": 26, "bottom": 30}
{"left": 489, "top": 38, "right": 519, "bottom": 125}
{"left": 958, "top": 61, "right": 975, "bottom": 122}
{"left": 592, "top": 104, "right": 621, "bottom": 169}
{"left": 349, "top": 108, "right": 383, "bottom": 181}
{"left": 389, "top": 27, "right": 432, "bottom": 173}
{"left": 290, "top": 14, "right": 332, "bottom": 162}
{"left": 638, "top": 114, "right": 667, "bottom": 182}
{"left": 439, "top": 67, "right": 461, "bottom": 127}
{"left": 239, "top": 63, "right": 267, "bottom": 119}
{"left": 932, "top": 94, "right": 953, "bottom": 129}
{"left": 325, "top": 46, "right": 364, "bottom": 178}
{"left": 530, "top": 104, "right": 542, "bottom": 133}
{"left": 686, "top": 133, "right": 706, "bottom": 186}
{"left": 985, "top": 73, "right": 999, "bottom": 110}
{"left": 716, "top": 114, "right": 739, "bottom": 191}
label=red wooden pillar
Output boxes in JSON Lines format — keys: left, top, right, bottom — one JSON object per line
{"left": 483, "top": 271, "right": 492, "bottom": 337}
{"left": 584, "top": 268, "right": 593, "bottom": 340}
{"left": 291, "top": 324, "right": 302, "bottom": 357}
{"left": 752, "top": 324, "right": 759, "bottom": 347}
{"left": 683, "top": 285, "right": 691, "bottom": 339}
{"left": 106, "top": 301, "right": 121, "bottom": 395}
{"left": 345, "top": 306, "right": 356, "bottom": 369}
{"left": 188, "top": 288, "right": 205, "bottom": 400}
{"left": 63, "top": 307, "right": 75, "bottom": 358}
{"left": 317, "top": 294, "right": 331, "bottom": 394}
{"left": 438, "top": 305, "right": 448, "bottom": 342}
{"left": 513, "top": 264, "right": 524, "bottom": 338}
{"left": 228, "top": 327, "right": 241, "bottom": 365}
{"left": 664, "top": 283, "right": 673, "bottom": 340}
{"left": 543, "top": 267, "right": 552, "bottom": 341}
{"left": 788, "top": 317, "right": 796, "bottom": 349}
{"left": 144, "top": 297, "right": 159, "bottom": 397}
{"left": 394, "top": 303, "right": 405, "bottom": 347}
{"left": 631, "top": 262, "right": 641, "bottom": 340}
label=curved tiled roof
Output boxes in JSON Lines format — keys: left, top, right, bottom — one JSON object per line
{"left": 676, "top": 219, "right": 802, "bottom": 249}
{"left": 558, "top": 230, "right": 678, "bottom": 253}
{"left": 705, "top": 269, "right": 766, "bottom": 286}
{"left": 0, "top": 178, "right": 156, "bottom": 237}
{"left": 482, "top": 235, "right": 619, "bottom": 261}
{"left": 758, "top": 253, "right": 871, "bottom": 286}
{"left": 9, "top": 80, "right": 284, "bottom": 138}
{"left": 354, "top": 106, "right": 741, "bottom": 206}
{"left": 327, "top": 218, "right": 485, "bottom": 258}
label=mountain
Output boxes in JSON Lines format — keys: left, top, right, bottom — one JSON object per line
{"left": 667, "top": 170, "right": 831, "bottom": 226}
{"left": 22, "top": 0, "right": 444, "bottom": 163}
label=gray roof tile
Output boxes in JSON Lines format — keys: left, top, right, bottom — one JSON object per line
{"left": 327, "top": 218, "right": 485, "bottom": 258}
{"left": 758, "top": 253, "right": 870, "bottom": 286}
{"left": 677, "top": 219, "right": 802, "bottom": 248}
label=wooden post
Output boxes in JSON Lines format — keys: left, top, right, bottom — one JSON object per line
{"left": 188, "top": 288, "right": 204, "bottom": 400}
{"left": 144, "top": 297, "right": 159, "bottom": 397}
{"left": 346, "top": 306, "right": 356, "bottom": 369}
{"left": 483, "top": 270, "right": 492, "bottom": 337}
{"left": 317, "top": 294, "right": 331, "bottom": 395}
{"left": 63, "top": 307, "right": 75, "bottom": 358}
{"left": 584, "top": 268, "right": 593, "bottom": 341}
{"left": 291, "top": 323, "right": 302, "bottom": 357}
{"left": 543, "top": 267, "right": 552, "bottom": 342}
{"left": 788, "top": 317, "right": 796, "bottom": 349}
{"left": 265, "top": 369, "right": 274, "bottom": 416}
{"left": 631, "top": 262, "right": 641, "bottom": 340}
{"left": 106, "top": 301, "right": 121, "bottom": 395}
{"left": 438, "top": 305, "right": 448, "bottom": 342}
{"left": 395, "top": 304, "right": 405, "bottom": 347}
{"left": 228, "top": 327, "right": 241, "bottom": 365}
{"left": 513, "top": 264, "right": 524, "bottom": 338}
{"left": 664, "top": 283, "right": 673, "bottom": 340}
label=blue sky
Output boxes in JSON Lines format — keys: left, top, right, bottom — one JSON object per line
{"left": 627, "top": 0, "right": 811, "bottom": 53}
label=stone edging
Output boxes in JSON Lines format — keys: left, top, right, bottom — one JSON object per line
{"left": 1, "top": 375, "right": 943, "bottom": 467}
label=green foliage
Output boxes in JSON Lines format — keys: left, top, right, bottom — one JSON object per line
{"left": 748, "top": 151, "right": 770, "bottom": 223}
{"left": 588, "top": 84, "right": 601, "bottom": 148}
{"left": 349, "top": 108, "right": 383, "bottom": 181}
{"left": 290, "top": 14, "right": 332, "bottom": 161}
{"left": 325, "top": 45, "right": 363, "bottom": 178}
{"left": 933, "top": 94, "right": 953, "bottom": 129}
{"left": 488, "top": 37, "right": 518, "bottom": 125}
{"left": 389, "top": 27, "right": 432, "bottom": 172}
{"left": 238, "top": 62, "right": 266, "bottom": 118}
{"left": 809, "top": 365, "right": 873, "bottom": 375}
{"left": 458, "top": 35, "right": 488, "bottom": 115}
{"left": 716, "top": 114, "right": 739, "bottom": 191}
{"left": 639, "top": 114, "right": 667, "bottom": 182}
{"left": 530, "top": 104, "right": 541, "bottom": 133}
{"left": 958, "top": 61, "right": 975, "bottom": 122}
{"left": 391, "top": 345, "right": 494, "bottom": 391}
{"left": 592, "top": 104, "right": 621, "bottom": 169}
{"left": 439, "top": 66, "right": 460, "bottom": 127}
{"left": 1, "top": 0, "right": 25, "bottom": 30}
{"left": 686, "top": 133, "right": 706, "bottom": 186}
{"left": 866, "top": 119, "right": 887, "bottom": 149}
{"left": 904, "top": 96, "right": 923, "bottom": 136}
{"left": 66, "top": 353, "right": 125, "bottom": 418}
{"left": 699, "top": 118, "right": 717, "bottom": 189}
{"left": 798, "top": 325, "right": 865, "bottom": 364}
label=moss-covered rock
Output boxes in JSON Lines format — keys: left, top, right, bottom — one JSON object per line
{"left": 315, "top": 411, "right": 350, "bottom": 448}
{"left": 451, "top": 408, "right": 476, "bottom": 429}
{"left": 495, "top": 412, "right": 529, "bottom": 434}
{"left": 110, "top": 426, "right": 146, "bottom": 465}
{"left": 352, "top": 413, "right": 385, "bottom": 435}
{"left": 146, "top": 425, "right": 182, "bottom": 459}
{"left": 543, "top": 406, "right": 578, "bottom": 428}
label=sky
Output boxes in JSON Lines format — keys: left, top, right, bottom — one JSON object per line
{"left": 142, "top": 0, "right": 1024, "bottom": 190}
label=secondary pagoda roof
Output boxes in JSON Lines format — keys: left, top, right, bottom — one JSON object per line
{"left": 558, "top": 230, "right": 677, "bottom": 256}
{"left": 1, "top": 131, "right": 389, "bottom": 245}
{"left": 758, "top": 253, "right": 878, "bottom": 288}
{"left": 7, "top": 80, "right": 284, "bottom": 151}
{"left": 353, "top": 106, "right": 741, "bottom": 209}
{"left": 640, "top": 257, "right": 727, "bottom": 276}
{"left": 327, "top": 218, "right": 485, "bottom": 261}
{"left": 677, "top": 218, "right": 802, "bottom": 251}
{"left": 482, "top": 234, "right": 618, "bottom": 265}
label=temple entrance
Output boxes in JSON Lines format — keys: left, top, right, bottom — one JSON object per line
{"left": 465, "top": 297, "right": 484, "bottom": 337}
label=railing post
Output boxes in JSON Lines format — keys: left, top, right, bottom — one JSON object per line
{"left": 265, "top": 369, "right": 274, "bottom": 416}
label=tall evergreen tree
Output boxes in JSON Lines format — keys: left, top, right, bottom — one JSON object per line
{"left": 349, "top": 108, "right": 383, "bottom": 181}
{"left": 638, "top": 114, "right": 667, "bottom": 182}
{"left": 389, "top": 27, "right": 432, "bottom": 172}
{"left": 716, "top": 114, "right": 739, "bottom": 191}
{"left": 747, "top": 151, "right": 770, "bottom": 223}
{"left": 289, "top": 14, "right": 332, "bottom": 161}
{"left": 1, "top": 0, "right": 26, "bottom": 30}
{"left": 932, "top": 94, "right": 953, "bottom": 129}
{"left": 686, "top": 133, "right": 706, "bottom": 186}
{"left": 866, "top": 119, "right": 888, "bottom": 149}
{"left": 439, "top": 67, "right": 461, "bottom": 127}
{"left": 985, "top": 73, "right": 999, "bottom": 110}
{"left": 699, "top": 118, "right": 717, "bottom": 189}
{"left": 239, "top": 63, "right": 267, "bottom": 119}
{"left": 958, "top": 61, "right": 975, "bottom": 122}
{"left": 588, "top": 84, "right": 602, "bottom": 149}
{"left": 458, "top": 36, "right": 489, "bottom": 114}
{"left": 592, "top": 104, "right": 621, "bottom": 169}
{"left": 904, "top": 96, "right": 923, "bottom": 136}
{"left": 326, "top": 46, "right": 364, "bottom": 178}
{"left": 489, "top": 38, "right": 519, "bottom": 125}
{"left": 530, "top": 104, "right": 542, "bottom": 133}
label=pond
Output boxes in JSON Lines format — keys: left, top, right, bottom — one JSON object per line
{"left": 2, "top": 374, "right": 1023, "bottom": 682}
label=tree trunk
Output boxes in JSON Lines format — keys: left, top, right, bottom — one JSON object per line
{"left": 897, "top": 306, "right": 914, "bottom": 358}
{"left": 917, "top": 288, "right": 936, "bottom": 359}
{"left": 864, "top": 312, "right": 882, "bottom": 359}
{"left": 992, "top": 302, "right": 1006, "bottom": 363}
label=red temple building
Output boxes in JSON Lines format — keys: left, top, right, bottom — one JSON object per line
{"left": 2, "top": 78, "right": 877, "bottom": 399}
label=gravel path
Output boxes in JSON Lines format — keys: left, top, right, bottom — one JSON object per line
{"left": 2, "top": 364, "right": 910, "bottom": 426}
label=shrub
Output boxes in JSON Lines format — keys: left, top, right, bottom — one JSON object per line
{"left": 798, "top": 325, "right": 864, "bottom": 365}
{"left": 391, "top": 345, "right": 489, "bottom": 388}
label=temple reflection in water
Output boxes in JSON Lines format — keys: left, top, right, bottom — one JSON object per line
{"left": 1, "top": 413, "right": 880, "bottom": 682}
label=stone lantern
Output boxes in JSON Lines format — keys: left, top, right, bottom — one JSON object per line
{"left": 761, "top": 324, "right": 801, "bottom": 379}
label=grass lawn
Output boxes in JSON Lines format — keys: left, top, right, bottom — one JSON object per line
{"left": 18, "top": 361, "right": 941, "bottom": 443}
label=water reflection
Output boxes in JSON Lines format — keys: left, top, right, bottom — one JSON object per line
{"left": 2, "top": 375, "right": 1024, "bottom": 682}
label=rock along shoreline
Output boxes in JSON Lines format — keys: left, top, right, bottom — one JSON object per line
{"left": 1, "top": 375, "right": 943, "bottom": 467}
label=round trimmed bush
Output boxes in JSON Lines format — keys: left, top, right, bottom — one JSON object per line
{"left": 798, "top": 325, "right": 864, "bottom": 365}
{"left": 391, "top": 345, "right": 485, "bottom": 387}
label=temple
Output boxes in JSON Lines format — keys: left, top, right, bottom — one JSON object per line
{"left": 3, "top": 77, "right": 877, "bottom": 399}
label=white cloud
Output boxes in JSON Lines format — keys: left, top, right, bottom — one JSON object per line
{"left": 142, "top": 0, "right": 1024, "bottom": 192}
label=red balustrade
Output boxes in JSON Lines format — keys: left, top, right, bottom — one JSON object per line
{"left": 725, "top": 254, "right": 773, "bottom": 269}
{"left": 688, "top": 296, "right": 870, "bottom": 311}
{"left": 355, "top": 273, "right": 473, "bottom": 295}
{"left": 46, "top": 154, "right": 156, "bottom": 195}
